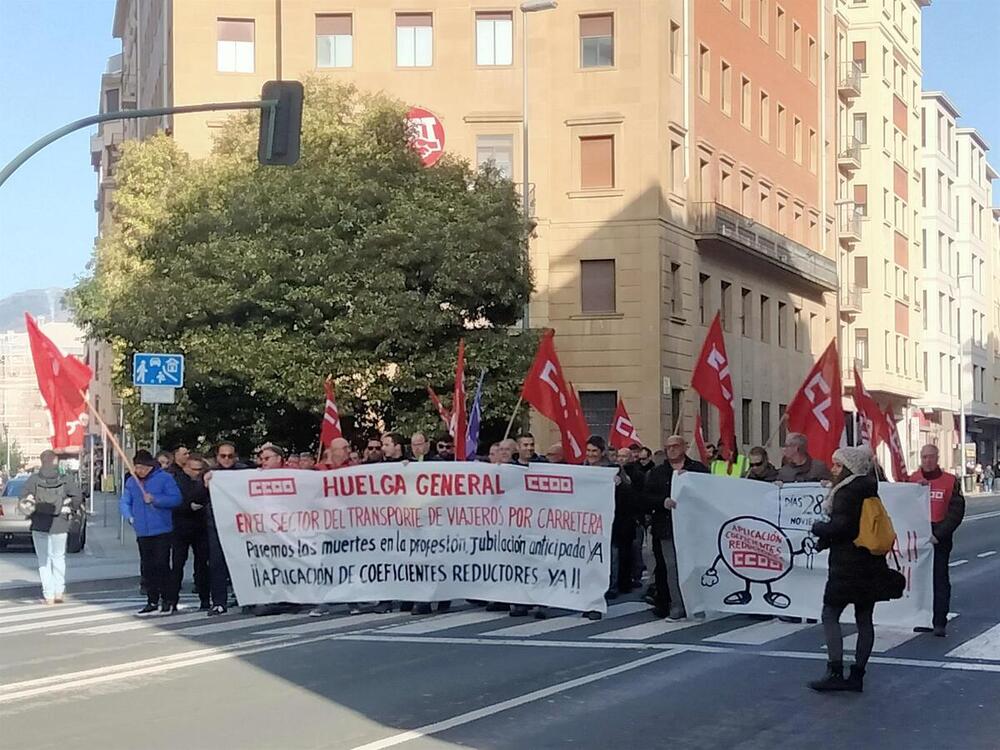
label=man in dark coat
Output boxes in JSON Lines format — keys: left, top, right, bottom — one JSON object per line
{"left": 172, "top": 453, "right": 211, "bottom": 610}
{"left": 640, "top": 435, "right": 709, "bottom": 620}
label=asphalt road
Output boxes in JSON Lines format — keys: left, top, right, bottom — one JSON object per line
{"left": 2, "top": 497, "right": 999, "bottom": 750}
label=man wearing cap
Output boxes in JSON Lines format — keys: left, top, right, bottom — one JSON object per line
{"left": 120, "top": 450, "right": 183, "bottom": 615}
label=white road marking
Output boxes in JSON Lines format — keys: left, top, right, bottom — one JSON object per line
{"left": 977, "top": 551, "right": 997, "bottom": 558}
{"left": 69, "top": 610, "right": 216, "bottom": 635}
{"left": 842, "top": 627, "right": 921, "bottom": 654}
{"left": 949, "top": 559, "right": 969, "bottom": 568}
{"left": 378, "top": 610, "right": 509, "bottom": 635}
{"left": 0, "top": 611, "right": 131, "bottom": 635}
{"left": 589, "top": 613, "right": 728, "bottom": 641}
{"left": 947, "top": 623, "right": 1000, "bottom": 660}
{"left": 705, "top": 619, "right": 810, "bottom": 645}
{"left": 483, "top": 602, "right": 649, "bottom": 637}
{"left": 256, "top": 610, "right": 401, "bottom": 636}
{"left": 345, "top": 649, "right": 687, "bottom": 750}
{"left": 0, "top": 601, "right": 139, "bottom": 626}
{"left": 155, "top": 613, "right": 303, "bottom": 637}
{"left": 965, "top": 510, "right": 1000, "bottom": 522}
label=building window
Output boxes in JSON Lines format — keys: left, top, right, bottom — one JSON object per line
{"left": 793, "top": 117, "right": 802, "bottom": 163}
{"left": 699, "top": 45, "right": 710, "bottom": 99}
{"left": 476, "top": 135, "right": 513, "bottom": 178}
{"left": 720, "top": 60, "right": 732, "bottom": 114}
{"left": 759, "top": 90, "right": 770, "bottom": 140}
{"left": 854, "top": 184, "right": 867, "bottom": 216}
{"left": 778, "top": 404, "right": 788, "bottom": 444}
{"left": 740, "top": 0, "right": 751, "bottom": 24}
{"left": 760, "top": 0, "right": 769, "bottom": 41}
{"left": 776, "top": 6, "right": 786, "bottom": 56}
{"left": 794, "top": 307, "right": 803, "bottom": 351}
{"left": 396, "top": 13, "right": 433, "bottom": 67}
{"left": 808, "top": 129, "right": 817, "bottom": 172}
{"left": 670, "top": 262, "right": 682, "bottom": 315}
{"left": 792, "top": 22, "right": 801, "bottom": 69}
{"left": 721, "top": 281, "right": 733, "bottom": 331}
{"left": 761, "top": 401, "right": 772, "bottom": 444}
{"left": 580, "top": 14, "right": 614, "bottom": 68}
{"left": 316, "top": 14, "right": 353, "bottom": 68}
{"left": 855, "top": 328, "right": 868, "bottom": 367}
{"left": 669, "top": 141, "right": 682, "bottom": 193}
{"left": 760, "top": 294, "right": 771, "bottom": 342}
{"left": 579, "top": 391, "right": 618, "bottom": 441}
{"left": 741, "top": 288, "right": 752, "bottom": 336}
{"left": 670, "top": 21, "right": 681, "bottom": 76}
{"left": 217, "top": 19, "right": 254, "bottom": 73}
{"left": 853, "top": 114, "right": 867, "bottom": 144}
{"left": 580, "top": 260, "right": 616, "bottom": 314}
{"left": 104, "top": 88, "right": 120, "bottom": 113}
{"left": 740, "top": 76, "right": 752, "bottom": 128}
{"left": 854, "top": 255, "right": 868, "bottom": 288}
{"left": 808, "top": 36, "right": 817, "bottom": 81}
{"left": 476, "top": 12, "right": 513, "bottom": 66}
{"left": 580, "top": 136, "right": 615, "bottom": 189}
{"left": 742, "top": 399, "right": 752, "bottom": 445}
{"left": 777, "top": 103, "right": 786, "bottom": 152}
{"left": 671, "top": 388, "right": 684, "bottom": 432}
{"left": 699, "top": 273, "right": 710, "bottom": 324}
{"left": 777, "top": 301, "right": 787, "bottom": 347}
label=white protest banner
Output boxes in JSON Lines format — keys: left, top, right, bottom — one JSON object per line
{"left": 209, "top": 463, "right": 615, "bottom": 612}
{"left": 671, "top": 474, "right": 933, "bottom": 626}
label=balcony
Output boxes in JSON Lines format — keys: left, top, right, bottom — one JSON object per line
{"left": 691, "top": 202, "right": 838, "bottom": 291}
{"left": 838, "top": 203, "right": 863, "bottom": 245}
{"left": 843, "top": 357, "right": 864, "bottom": 383}
{"left": 837, "top": 136, "right": 862, "bottom": 173}
{"left": 838, "top": 61, "right": 862, "bottom": 99}
{"left": 840, "top": 285, "right": 863, "bottom": 316}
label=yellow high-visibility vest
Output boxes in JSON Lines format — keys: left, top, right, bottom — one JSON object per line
{"left": 711, "top": 455, "right": 749, "bottom": 478}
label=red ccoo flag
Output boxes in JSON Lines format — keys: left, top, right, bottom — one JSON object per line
{"left": 319, "top": 376, "right": 343, "bottom": 448}
{"left": 521, "top": 330, "right": 588, "bottom": 463}
{"left": 608, "top": 398, "right": 642, "bottom": 451}
{"left": 786, "top": 340, "right": 844, "bottom": 467}
{"left": 426, "top": 385, "right": 453, "bottom": 433}
{"left": 25, "top": 314, "right": 93, "bottom": 452}
{"left": 883, "top": 407, "right": 908, "bottom": 482}
{"left": 852, "top": 366, "right": 886, "bottom": 450}
{"left": 452, "top": 339, "right": 467, "bottom": 462}
{"left": 690, "top": 313, "right": 736, "bottom": 460}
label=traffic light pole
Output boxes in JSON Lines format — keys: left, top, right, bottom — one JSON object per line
{"left": 0, "top": 99, "right": 277, "bottom": 189}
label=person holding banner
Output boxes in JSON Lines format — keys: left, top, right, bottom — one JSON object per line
{"left": 641, "top": 436, "right": 709, "bottom": 620}
{"left": 205, "top": 442, "right": 246, "bottom": 616}
{"left": 909, "top": 444, "right": 966, "bottom": 637}
{"left": 776, "top": 433, "right": 831, "bottom": 484}
{"left": 809, "top": 447, "right": 887, "bottom": 693}
{"left": 745, "top": 447, "right": 779, "bottom": 482}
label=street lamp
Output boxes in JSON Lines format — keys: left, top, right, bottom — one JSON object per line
{"left": 520, "top": 0, "right": 557, "bottom": 330}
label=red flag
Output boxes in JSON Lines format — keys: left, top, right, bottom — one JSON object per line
{"left": 427, "top": 385, "right": 452, "bottom": 432}
{"left": 883, "top": 407, "right": 908, "bottom": 481}
{"left": 690, "top": 313, "right": 736, "bottom": 460}
{"left": 608, "top": 399, "right": 641, "bottom": 450}
{"left": 319, "top": 377, "right": 343, "bottom": 448}
{"left": 693, "top": 413, "right": 711, "bottom": 465}
{"left": 852, "top": 366, "right": 886, "bottom": 450}
{"left": 452, "top": 339, "right": 467, "bottom": 462}
{"left": 786, "top": 340, "right": 844, "bottom": 467}
{"left": 25, "top": 314, "right": 93, "bottom": 452}
{"left": 521, "top": 329, "right": 588, "bottom": 463}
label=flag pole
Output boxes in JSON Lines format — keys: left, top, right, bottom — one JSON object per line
{"left": 762, "top": 412, "right": 789, "bottom": 453}
{"left": 672, "top": 396, "right": 686, "bottom": 436}
{"left": 503, "top": 395, "right": 523, "bottom": 442}
{"left": 81, "top": 392, "right": 137, "bottom": 478}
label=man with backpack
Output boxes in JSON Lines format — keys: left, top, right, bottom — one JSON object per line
{"left": 18, "top": 451, "right": 83, "bottom": 605}
{"left": 909, "top": 444, "right": 966, "bottom": 637}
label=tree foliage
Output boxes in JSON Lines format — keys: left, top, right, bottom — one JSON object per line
{"left": 72, "top": 78, "right": 536, "bottom": 455}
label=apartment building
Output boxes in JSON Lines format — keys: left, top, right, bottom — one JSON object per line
{"left": 917, "top": 91, "right": 1000, "bottom": 467}
{"left": 836, "top": 0, "right": 927, "bottom": 467}
{"left": 101, "top": 0, "right": 840, "bottom": 450}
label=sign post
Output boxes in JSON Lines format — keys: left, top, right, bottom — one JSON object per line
{"left": 132, "top": 353, "right": 185, "bottom": 455}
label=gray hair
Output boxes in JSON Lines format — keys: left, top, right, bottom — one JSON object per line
{"left": 786, "top": 433, "right": 808, "bottom": 454}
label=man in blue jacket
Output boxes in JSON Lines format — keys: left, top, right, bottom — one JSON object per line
{"left": 120, "top": 449, "right": 182, "bottom": 615}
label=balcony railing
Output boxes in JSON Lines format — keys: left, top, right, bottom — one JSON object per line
{"left": 840, "top": 285, "right": 863, "bottom": 314}
{"left": 838, "top": 61, "right": 862, "bottom": 98}
{"left": 838, "top": 136, "right": 862, "bottom": 171}
{"left": 690, "top": 202, "right": 838, "bottom": 291}
{"left": 838, "top": 203, "right": 863, "bottom": 244}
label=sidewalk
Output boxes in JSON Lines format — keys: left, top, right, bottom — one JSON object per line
{"left": 0, "top": 491, "right": 139, "bottom": 594}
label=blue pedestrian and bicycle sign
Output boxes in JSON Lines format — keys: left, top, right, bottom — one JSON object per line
{"left": 132, "top": 353, "right": 185, "bottom": 387}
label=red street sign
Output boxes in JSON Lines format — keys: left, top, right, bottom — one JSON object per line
{"left": 406, "top": 106, "right": 445, "bottom": 167}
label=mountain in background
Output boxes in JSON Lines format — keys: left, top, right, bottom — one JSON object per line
{"left": 0, "top": 288, "right": 72, "bottom": 331}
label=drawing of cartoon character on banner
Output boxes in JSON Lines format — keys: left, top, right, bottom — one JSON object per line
{"left": 700, "top": 515, "right": 817, "bottom": 609}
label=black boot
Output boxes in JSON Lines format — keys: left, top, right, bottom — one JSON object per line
{"left": 808, "top": 661, "right": 848, "bottom": 692}
{"left": 845, "top": 665, "right": 865, "bottom": 692}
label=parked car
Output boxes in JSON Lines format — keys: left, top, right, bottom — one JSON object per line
{"left": 0, "top": 473, "right": 87, "bottom": 553}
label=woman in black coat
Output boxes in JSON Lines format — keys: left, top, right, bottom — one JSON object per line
{"left": 809, "top": 446, "right": 889, "bottom": 693}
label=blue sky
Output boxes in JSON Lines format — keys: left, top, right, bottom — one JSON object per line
{"left": 0, "top": 0, "right": 997, "bottom": 301}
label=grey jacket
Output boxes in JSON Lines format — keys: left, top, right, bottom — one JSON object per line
{"left": 776, "top": 456, "right": 832, "bottom": 484}
{"left": 19, "top": 467, "right": 83, "bottom": 534}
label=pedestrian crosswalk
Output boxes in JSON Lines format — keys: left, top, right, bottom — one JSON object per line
{"left": 5, "top": 594, "right": 1000, "bottom": 664}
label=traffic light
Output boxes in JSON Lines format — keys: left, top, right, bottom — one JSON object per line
{"left": 258, "top": 80, "right": 304, "bottom": 166}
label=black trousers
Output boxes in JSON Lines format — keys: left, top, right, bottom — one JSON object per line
{"left": 651, "top": 532, "right": 672, "bottom": 609}
{"left": 172, "top": 521, "right": 209, "bottom": 604}
{"left": 933, "top": 535, "right": 954, "bottom": 629}
{"left": 208, "top": 523, "right": 231, "bottom": 608}
{"left": 137, "top": 532, "right": 175, "bottom": 606}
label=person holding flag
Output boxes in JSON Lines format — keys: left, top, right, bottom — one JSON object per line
{"left": 782, "top": 340, "right": 843, "bottom": 477}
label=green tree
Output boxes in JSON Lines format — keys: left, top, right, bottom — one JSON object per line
{"left": 0, "top": 434, "right": 24, "bottom": 475}
{"left": 72, "top": 78, "right": 537, "bottom": 455}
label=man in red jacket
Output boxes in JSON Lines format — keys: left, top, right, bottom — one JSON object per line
{"left": 909, "top": 444, "right": 966, "bottom": 637}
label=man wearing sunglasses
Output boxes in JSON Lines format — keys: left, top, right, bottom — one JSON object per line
{"left": 435, "top": 435, "right": 455, "bottom": 461}
{"left": 746, "top": 447, "right": 779, "bottom": 482}
{"left": 362, "top": 439, "right": 384, "bottom": 464}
